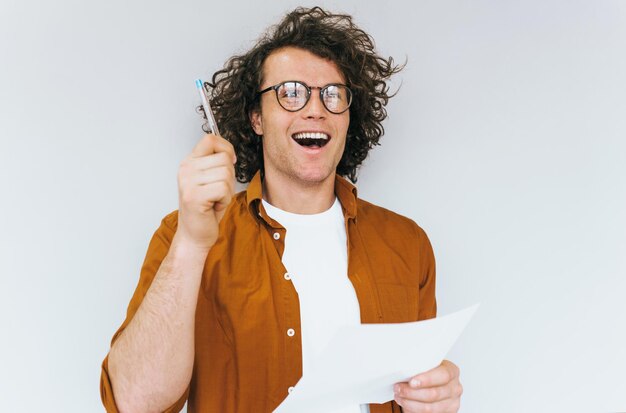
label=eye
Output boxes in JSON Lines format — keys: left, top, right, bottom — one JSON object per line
{"left": 278, "top": 82, "right": 304, "bottom": 100}
{"left": 282, "top": 89, "right": 298, "bottom": 98}
{"left": 324, "top": 86, "right": 343, "bottom": 100}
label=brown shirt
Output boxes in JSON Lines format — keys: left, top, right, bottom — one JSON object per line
{"left": 101, "top": 172, "right": 437, "bottom": 413}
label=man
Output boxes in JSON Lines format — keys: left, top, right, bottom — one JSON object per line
{"left": 101, "top": 7, "right": 462, "bottom": 413}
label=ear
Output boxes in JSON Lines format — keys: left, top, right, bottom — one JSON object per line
{"left": 249, "top": 109, "right": 264, "bottom": 136}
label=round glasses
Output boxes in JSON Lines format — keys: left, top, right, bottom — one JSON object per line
{"left": 258, "top": 81, "right": 352, "bottom": 114}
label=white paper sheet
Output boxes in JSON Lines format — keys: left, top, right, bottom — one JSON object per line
{"left": 273, "top": 304, "right": 479, "bottom": 413}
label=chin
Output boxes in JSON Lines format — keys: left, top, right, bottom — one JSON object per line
{"left": 295, "top": 167, "right": 335, "bottom": 185}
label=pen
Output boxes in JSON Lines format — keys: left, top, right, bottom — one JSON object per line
{"left": 195, "top": 79, "right": 221, "bottom": 136}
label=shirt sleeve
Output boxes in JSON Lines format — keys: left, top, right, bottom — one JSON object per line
{"left": 416, "top": 224, "right": 437, "bottom": 321}
{"left": 100, "top": 212, "right": 190, "bottom": 413}
{"left": 369, "top": 400, "right": 405, "bottom": 412}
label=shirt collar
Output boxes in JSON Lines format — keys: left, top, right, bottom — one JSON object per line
{"left": 246, "top": 170, "right": 358, "bottom": 222}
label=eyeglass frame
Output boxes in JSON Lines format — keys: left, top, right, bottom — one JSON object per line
{"left": 257, "top": 80, "right": 353, "bottom": 114}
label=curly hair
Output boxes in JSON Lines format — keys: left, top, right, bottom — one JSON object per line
{"left": 199, "top": 6, "right": 403, "bottom": 183}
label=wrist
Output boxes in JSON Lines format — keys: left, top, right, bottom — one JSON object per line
{"left": 171, "top": 232, "right": 212, "bottom": 259}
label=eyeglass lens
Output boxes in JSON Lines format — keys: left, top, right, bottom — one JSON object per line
{"left": 276, "top": 82, "right": 350, "bottom": 113}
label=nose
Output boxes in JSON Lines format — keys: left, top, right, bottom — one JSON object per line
{"left": 301, "top": 89, "right": 327, "bottom": 119}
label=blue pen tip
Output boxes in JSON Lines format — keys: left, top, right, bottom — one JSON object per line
{"left": 195, "top": 79, "right": 203, "bottom": 88}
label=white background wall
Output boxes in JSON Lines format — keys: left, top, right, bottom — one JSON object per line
{"left": 1, "top": 0, "right": 624, "bottom": 412}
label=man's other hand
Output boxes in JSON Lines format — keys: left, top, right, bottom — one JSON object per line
{"left": 393, "top": 359, "right": 462, "bottom": 413}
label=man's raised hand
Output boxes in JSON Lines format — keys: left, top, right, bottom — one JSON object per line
{"left": 175, "top": 134, "right": 236, "bottom": 251}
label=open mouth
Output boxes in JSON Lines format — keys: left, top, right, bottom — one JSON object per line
{"left": 292, "top": 132, "right": 330, "bottom": 148}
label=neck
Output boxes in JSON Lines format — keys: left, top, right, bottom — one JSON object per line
{"left": 262, "top": 171, "right": 336, "bottom": 214}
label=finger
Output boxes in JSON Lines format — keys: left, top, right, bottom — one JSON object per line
{"left": 191, "top": 181, "right": 233, "bottom": 212}
{"left": 194, "top": 166, "right": 235, "bottom": 192}
{"left": 394, "top": 395, "right": 460, "bottom": 413}
{"left": 190, "top": 152, "right": 235, "bottom": 171}
{"left": 394, "top": 380, "right": 462, "bottom": 403}
{"left": 409, "top": 360, "right": 460, "bottom": 389}
{"left": 179, "top": 161, "right": 233, "bottom": 187}
{"left": 209, "top": 181, "right": 234, "bottom": 218}
{"left": 190, "top": 134, "right": 236, "bottom": 161}
{"left": 178, "top": 154, "right": 234, "bottom": 188}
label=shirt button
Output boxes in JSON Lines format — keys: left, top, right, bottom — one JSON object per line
{"left": 287, "top": 328, "right": 295, "bottom": 337}
{"left": 284, "top": 272, "right": 291, "bottom": 280}
{"left": 273, "top": 232, "right": 280, "bottom": 240}
{"left": 288, "top": 386, "right": 295, "bottom": 393}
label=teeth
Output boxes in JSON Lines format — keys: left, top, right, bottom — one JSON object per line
{"left": 293, "top": 132, "right": 329, "bottom": 140}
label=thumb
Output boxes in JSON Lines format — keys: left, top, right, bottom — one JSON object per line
{"left": 190, "top": 134, "right": 218, "bottom": 158}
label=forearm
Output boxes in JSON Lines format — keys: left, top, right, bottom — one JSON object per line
{"left": 108, "top": 235, "right": 209, "bottom": 413}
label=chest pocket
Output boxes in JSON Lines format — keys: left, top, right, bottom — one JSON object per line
{"left": 376, "top": 282, "right": 419, "bottom": 323}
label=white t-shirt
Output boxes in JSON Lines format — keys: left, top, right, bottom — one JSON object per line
{"left": 262, "top": 198, "right": 370, "bottom": 413}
